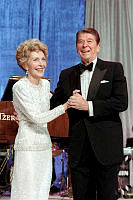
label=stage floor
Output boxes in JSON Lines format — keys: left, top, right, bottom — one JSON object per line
{"left": 0, "top": 194, "right": 132, "bottom": 200}
{"left": 0, "top": 191, "right": 71, "bottom": 200}
{"left": 0, "top": 197, "right": 70, "bottom": 200}
{"left": 0, "top": 189, "right": 133, "bottom": 200}
{"left": 0, "top": 197, "right": 132, "bottom": 200}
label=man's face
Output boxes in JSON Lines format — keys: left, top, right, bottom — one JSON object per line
{"left": 76, "top": 32, "right": 100, "bottom": 64}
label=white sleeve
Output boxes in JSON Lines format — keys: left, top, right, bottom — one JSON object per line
{"left": 13, "top": 83, "right": 65, "bottom": 125}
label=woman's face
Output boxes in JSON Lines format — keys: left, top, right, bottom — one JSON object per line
{"left": 26, "top": 50, "right": 47, "bottom": 83}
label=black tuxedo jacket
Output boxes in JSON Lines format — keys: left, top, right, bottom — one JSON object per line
{"left": 50, "top": 58, "right": 128, "bottom": 168}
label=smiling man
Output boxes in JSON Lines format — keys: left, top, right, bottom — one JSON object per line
{"left": 76, "top": 29, "right": 100, "bottom": 66}
{"left": 50, "top": 28, "right": 128, "bottom": 200}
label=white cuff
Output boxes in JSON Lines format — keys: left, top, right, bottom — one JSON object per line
{"left": 88, "top": 101, "right": 94, "bottom": 116}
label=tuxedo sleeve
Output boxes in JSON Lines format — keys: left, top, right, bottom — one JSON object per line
{"left": 50, "top": 71, "right": 67, "bottom": 109}
{"left": 93, "top": 63, "right": 128, "bottom": 117}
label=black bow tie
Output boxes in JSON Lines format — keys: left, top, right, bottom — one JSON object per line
{"left": 80, "top": 62, "right": 93, "bottom": 74}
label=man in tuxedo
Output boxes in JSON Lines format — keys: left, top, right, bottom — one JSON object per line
{"left": 50, "top": 28, "right": 128, "bottom": 200}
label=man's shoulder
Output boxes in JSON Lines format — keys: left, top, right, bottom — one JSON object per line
{"left": 98, "top": 58, "right": 122, "bottom": 66}
{"left": 61, "top": 63, "right": 80, "bottom": 73}
{"left": 97, "top": 58, "right": 124, "bottom": 72}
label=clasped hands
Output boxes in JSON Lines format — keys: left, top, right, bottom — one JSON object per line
{"left": 66, "top": 90, "right": 89, "bottom": 111}
{"left": 14, "top": 90, "right": 89, "bottom": 124}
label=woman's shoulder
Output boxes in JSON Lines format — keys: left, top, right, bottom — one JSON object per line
{"left": 13, "top": 77, "right": 27, "bottom": 91}
{"left": 40, "top": 78, "right": 50, "bottom": 87}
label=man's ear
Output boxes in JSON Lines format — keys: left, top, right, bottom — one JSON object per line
{"left": 97, "top": 42, "right": 100, "bottom": 53}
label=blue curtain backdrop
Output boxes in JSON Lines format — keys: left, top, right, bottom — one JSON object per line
{"left": 0, "top": 0, "right": 85, "bottom": 98}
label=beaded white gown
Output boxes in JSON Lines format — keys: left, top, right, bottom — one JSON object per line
{"left": 11, "top": 77, "right": 65, "bottom": 200}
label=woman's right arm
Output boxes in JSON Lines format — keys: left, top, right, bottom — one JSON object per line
{"left": 13, "top": 83, "right": 68, "bottom": 126}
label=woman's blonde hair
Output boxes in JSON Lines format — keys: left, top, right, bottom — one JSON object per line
{"left": 16, "top": 39, "right": 48, "bottom": 71}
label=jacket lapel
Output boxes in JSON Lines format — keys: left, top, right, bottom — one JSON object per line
{"left": 87, "top": 59, "right": 107, "bottom": 100}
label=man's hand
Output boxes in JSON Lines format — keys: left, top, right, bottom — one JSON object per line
{"left": 68, "top": 91, "right": 89, "bottom": 111}
{"left": 13, "top": 111, "right": 19, "bottom": 124}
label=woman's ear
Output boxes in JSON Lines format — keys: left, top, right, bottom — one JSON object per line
{"left": 23, "top": 62, "right": 28, "bottom": 71}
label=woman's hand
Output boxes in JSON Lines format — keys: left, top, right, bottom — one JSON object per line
{"left": 63, "top": 101, "right": 70, "bottom": 111}
{"left": 73, "top": 89, "right": 80, "bottom": 96}
{"left": 13, "top": 111, "right": 19, "bottom": 124}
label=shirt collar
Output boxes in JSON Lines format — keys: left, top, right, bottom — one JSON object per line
{"left": 92, "top": 57, "right": 97, "bottom": 71}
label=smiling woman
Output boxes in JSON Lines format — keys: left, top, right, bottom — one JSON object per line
{"left": 16, "top": 39, "right": 48, "bottom": 85}
{"left": 25, "top": 50, "right": 47, "bottom": 85}
{"left": 11, "top": 39, "right": 69, "bottom": 200}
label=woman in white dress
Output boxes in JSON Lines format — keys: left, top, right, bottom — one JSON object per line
{"left": 11, "top": 39, "right": 68, "bottom": 200}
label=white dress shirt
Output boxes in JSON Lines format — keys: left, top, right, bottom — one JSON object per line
{"left": 80, "top": 57, "right": 97, "bottom": 116}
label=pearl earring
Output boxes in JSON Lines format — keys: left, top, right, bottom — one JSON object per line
{"left": 26, "top": 69, "right": 28, "bottom": 75}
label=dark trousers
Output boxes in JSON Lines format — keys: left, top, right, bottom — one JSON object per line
{"left": 70, "top": 134, "right": 120, "bottom": 200}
